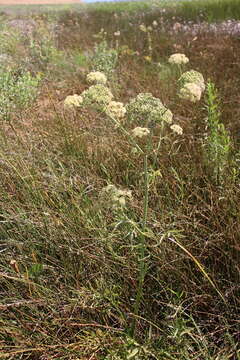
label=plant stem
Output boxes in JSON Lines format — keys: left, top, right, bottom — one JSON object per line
{"left": 153, "top": 121, "right": 164, "bottom": 168}
{"left": 131, "top": 154, "right": 149, "bottom": 335}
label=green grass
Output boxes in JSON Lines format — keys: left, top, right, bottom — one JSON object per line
{"left": 0, "top": 1, "right": 151, "bottom": 15}
{"left": 0, "top": 1, "right": 239, "bottom": 359}
{"left": 1, "top": 0, "right": 240, "bottom": 21}
{"left": 178, "top": 0, "right": 240, "bottom": 22}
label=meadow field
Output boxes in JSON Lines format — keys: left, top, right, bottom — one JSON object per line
{"left": 0, "top": 0, "right": 239, "bottom": 358}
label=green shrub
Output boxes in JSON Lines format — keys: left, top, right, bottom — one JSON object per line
{"left": 203, "top": 81, "right": 231, "bottom": 184}
{"left": 90, "top": 40, "right": 118, "bottom": 76}
{"left": 0, "top": 69, "right": 41, "bottom": 121}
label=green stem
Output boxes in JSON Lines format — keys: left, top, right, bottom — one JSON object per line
{"left": 131, "top": 154, "right": 149, "bottom": 335}
{"left": 108, "top": 114, "right": 144, "bottom": 155}
{"left": 153, "top": 121, "right": 164, "bottom": 168}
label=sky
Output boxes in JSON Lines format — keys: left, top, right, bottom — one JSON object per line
{"left": 84, "top": 0, "right": 140, "bottom": 2}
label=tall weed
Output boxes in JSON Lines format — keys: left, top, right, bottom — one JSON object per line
{"left": 203, "top": 81, "right": 231, "bottom": 184}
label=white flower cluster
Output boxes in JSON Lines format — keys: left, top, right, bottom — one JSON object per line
{"left": 86, "top": 71, "right": 107, "bottom": 85}
{"left": 105, "top": 101, "right": 126, "bottom": 119}
{"left": 100, "top": 184, "right": 132, "bottom": 209}
{"left": 126, "top": 93, "right": 173, "bottom": 127}
{"left": 132, "top": 127, "right": 150, "bottom": 138}
{"left": 170, "top": 124, "right": 183, "bottom": 135}
{"left": 178, "top": 70, "right": 205, "bottom": 91}
{"left": 178, "top": 70, "right": 205, "bottom": 102}
{"left": 168, "top": 53, "right": 189, "bottom": 65}
{"left": 179, "top": 83, "right": 202, "bottom": 102}
{"left": 64, "top": 94, "right": 83, "bottom": 108}
{"left": 81, "top": 84, "right": 113, "bottom": 109}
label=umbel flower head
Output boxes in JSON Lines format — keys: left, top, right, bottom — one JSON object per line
{"left": 139, "top": 24, "right": 147, "bottom": 32}
{"left": 170, "top": 124, "right": 183, "bottom": 135}
{"left": 168, "top": 53, "right": 189, "bottom": 65}
{"left": 81, "top": 84, "right": 113, "bottom": 109}
{"left": 179, "top": 82, "right": 202, "bottom": 102}
{"left": 126, "top": 93, "right": 173, "bottom": 127}
{"left": 161, "top": 109, "right": 173, "bottom": 124}
{"left": 86, "top": 71, "right": 107, "bottom": 85}
{"left": 178, "top": 70, "right": 205, "bottom": 92}
{"left": 64, "top": 94, "right": 83, "bottom": 108}
{"left": 132, "top": 127, "right": 150, "bottom": 138}
{"left": 100, "top": 184, "right": 132, "bottom": 209}
{"left": 105, "top": 101, "right": 126, "bottom": 119}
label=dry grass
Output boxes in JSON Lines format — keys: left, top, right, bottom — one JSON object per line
{"left": 0, "top": 3, "right": 239, "bottom": 359}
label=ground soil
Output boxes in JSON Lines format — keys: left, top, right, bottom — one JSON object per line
{"left": 0, "top": 0, "right": 82, "bottom": 4}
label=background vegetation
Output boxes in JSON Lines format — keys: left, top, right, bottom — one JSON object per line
{"left": 0, "top": 0, "right": 239, "bottom": 359}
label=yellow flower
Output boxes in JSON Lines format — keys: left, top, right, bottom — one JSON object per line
{"left": 144, "top": 56, "right": 152, "bottom": 63}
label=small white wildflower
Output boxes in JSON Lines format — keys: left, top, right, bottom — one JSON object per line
{"left": 179, "top": 82, "right": 202, "bottom": 102}
{"left": 170, "top": 124, "right": 183, "bottom": 135}
{"left": 114, "top": 31, "right": 120, "bottom": 37}
{"left": 100, "top": 184, "right": 132, "bottom": 209}
{"left": 81, "top": 84, "right": 113, "bottom": 108}
{"left": 139, "top": 24, "right": 147, "bottom": 32}
{"left": 64, "top": 94, "right": 83, "bottom": 108}
{"left": 152, "top": 20, "right": 158, "bottom": 27}
{"left": 105, "top": 101, "right": 126, "bottom": 119}
{"left": 86, "top": 71, "right": 107, "bottom": 85}
{"left": 132, "top": 127, "right": 150, "bottom": 138}
{"left": 168, "top": 53, "right": 189, "bottom": 65}
{"left": 112, "top": 189, "right": 132, "bottom": 207}
{"left": 147, "top": 26, "right": 153, "bottom": 32}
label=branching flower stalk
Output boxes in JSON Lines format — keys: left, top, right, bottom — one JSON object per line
{"left": 106, "top": 109, "right": 150, "bottom": 335}
{"left": 69, "top": 73, "right": 183, "bottom": 337}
